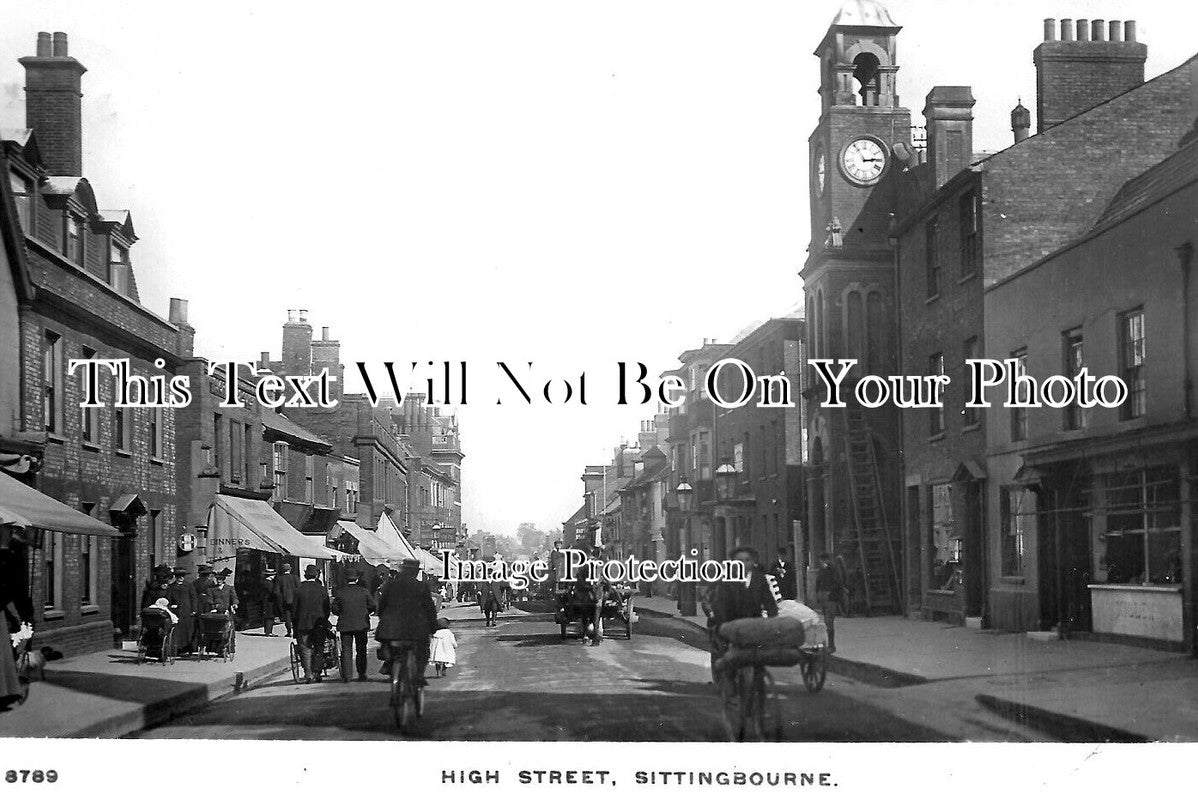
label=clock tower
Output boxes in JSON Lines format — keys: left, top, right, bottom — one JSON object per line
{"left": 802, "top": 0, "right": 908, "bottom": 614}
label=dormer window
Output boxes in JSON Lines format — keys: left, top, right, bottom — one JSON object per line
{"left": 64, "top": 212, "right": 84, "bottom": 265}
{"left": 9, "top": 172, "right": 31, "bottom": 231}
{"left": 110, "top": 240, "right": 130, "bottom": 295}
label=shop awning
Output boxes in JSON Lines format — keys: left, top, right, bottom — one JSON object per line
{"left": 206, "top": 494, "right": 342, "bottom": 560}
{"left": 0, "top": 471, "right": 121, "bottom": 537}
{"left": 413, "top": 546, "right": 445, "bottom": 577}
{"left": 334, "top": 520, "right": 407, "bottom": 566}
{"left": 375, "top": 513, "right": 421, "bottom": 563}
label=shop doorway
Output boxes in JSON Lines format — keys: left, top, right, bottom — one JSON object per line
{"left": 110, "top": 535, "right": 137, "bottom": 637}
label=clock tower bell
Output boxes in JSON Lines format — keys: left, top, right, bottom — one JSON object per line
{"left": 802, "top": 0, "right": 908, "bottom": 614}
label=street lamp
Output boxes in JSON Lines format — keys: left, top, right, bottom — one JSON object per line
{"left": 675, "top": 478, "right": 697, "bottom": 617}
{"left": 715, "top": 458, "right": 739, "bottom": 502}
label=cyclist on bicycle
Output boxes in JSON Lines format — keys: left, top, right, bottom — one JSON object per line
{"left": 707, "top": 546, "right": 778, "bottom": 727}
{"left": 375, "top": 558, "right": 438, "bottom": 684}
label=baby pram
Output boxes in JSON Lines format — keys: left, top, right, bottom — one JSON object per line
{"left": 196, "top": 612, "right": 236, "bottom": 661}
{"left": 138, "top": 608, "right": 177, "bottom": 665}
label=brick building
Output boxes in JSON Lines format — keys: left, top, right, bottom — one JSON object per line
{"left": 709, "top": 318, "right": 807, "bottom": 576}
{"left": 983, "top": 128, "right": 1198, "bottom": 651}
{"left": 0, "top": 33, "right": 188, "bottom": 654}
{"left": 892, "top": 15, "right": 1196, "bottom": 632}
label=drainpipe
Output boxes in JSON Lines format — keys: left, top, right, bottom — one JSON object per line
{"left": 1178, "top": 242, "right": 1194, "bottom": 418}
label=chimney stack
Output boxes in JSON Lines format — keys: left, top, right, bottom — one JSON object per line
{"left": 19, "top": 32, "right": 87, "bottom": 176}
{"left": 1011, "top": 100, "right": 1031, "bottom": 143}
{"left": 169, "top": 298, "right": 194, "bottom": 358}
{"left": 1034, "top": 16, "right": 1147, "bottom": 133}
{"left": 281, "top": 309, "right": 313, "bottom": 377}
{"left": 923, "top": 86, "right": 976, "bottom": 189}
{"left": 311, "top": 324, "right": 343, "bottom": 401}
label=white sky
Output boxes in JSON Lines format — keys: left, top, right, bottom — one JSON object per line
{"left": 1, "top": 0, "right": 1194, "bottom": 536}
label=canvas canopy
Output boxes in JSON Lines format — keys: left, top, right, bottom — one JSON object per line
{"left": 206, "top": 494, "right": 342, "bottom": 561}
{"left": 0, "top": 471, "right": 120, "bottom": 537}
{"left": 334, "top": 520, "right": 405, "bottom": 566}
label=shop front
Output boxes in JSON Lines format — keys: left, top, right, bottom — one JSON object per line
{"left": 1022, "top": 430, "right": 1196, "bottom": 652}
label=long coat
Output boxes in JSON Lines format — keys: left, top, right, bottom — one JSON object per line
{"left": 375, "top": 574, "right": 437, "bottom": 642}
{"left": 204, "top": 583, "right": 238, "bottom": 615}
{"left": 292, "top": 580, "right": 330, "bottom": 634}
{"left": 709, "top": 569, "right": 778, "bottom": 629}
{"left": 276, "top": 572, "right": 301, "bottom": 613}
{"left": 165, "top": 580, "right": 198, "bottom": 645}
{"left": 140, "top": 581, "right": 170, "bottom": 612}
{"left": 332, "top": 583, "right": 375, "bottom": 632}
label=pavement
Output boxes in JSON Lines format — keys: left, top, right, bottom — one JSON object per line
{"left": 0, "top": 625, "right": 293, "bottom": 738}
{"left": 633, "top": 594, "right": 1198, "bottom": 741}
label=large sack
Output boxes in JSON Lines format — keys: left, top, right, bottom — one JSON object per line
{"left": 716, "top": 644, "right": 804, "bottom": 672}
{"left": 718, "top": 615, "right": 805, "bottom": 648}
{"left": 777, "top": 600, "right": 821, "bottom": 625}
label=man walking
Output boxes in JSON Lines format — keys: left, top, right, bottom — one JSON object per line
{"left": 292, "top": 565, "right": 330, "bottom": 683}
{"left": 332, "top": 568, "right": 375, "bottom": 682}
{"left": 276, "top": 562, "right": 301, "bottom": 637}
{"left": 261, "top": 568, "right": 279, "bottom": 636}
{"left": 375, "top": 559, "right": 437, "bottom": 683}
{"left": 766, "top": 547, "right": 798, "bottom": 601}
{"left": 815, "top": 552, "right": 845, "bottom": 654}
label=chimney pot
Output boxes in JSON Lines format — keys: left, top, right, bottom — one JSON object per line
{"left": 1092, "top": 20, "right": 1105, "bottom": 41}
{"left": 168, "top": 297, "right": 189, "bottom": 325}
{"left": 1109, "top": 20, "right": 1122, "bottom": 41}
{"left": 260, "top": 351, "right": 270, "bottom": 367}
{"left": 1076, "top": 19, "right": 1089, "bottom": 41}
{"left": 1061, "top": 19, "right": 1074, "bottom": 41}
{"left": 322, "top": 326, "right": 330, "bottom": 341}
{"left": 1043, "top": 18, "right": 1057, "bottom": 41}
{"left": 51, "top": 32, "right": 68, "bottom": 57}
{"left": 36, "top": 32, "right": 51, "bottom": 57}
{"left": 299, "top": 309, "right": 308, "bottom": 323}
{"left": 1124, "top": 20, "right": 1136, "bottom": 42}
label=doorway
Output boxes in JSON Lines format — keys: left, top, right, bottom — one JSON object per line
{"left": 110, "top": 535, "right": 137, "bottom": 637}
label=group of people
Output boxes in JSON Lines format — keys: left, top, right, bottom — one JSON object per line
{"left": 139, "top": 563, "right": 238, "bottom": 655}
{"left": 284, "top": 559, "right": 458, "bottom": 687}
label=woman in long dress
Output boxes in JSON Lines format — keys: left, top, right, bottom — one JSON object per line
{"left": 1, "top": 594, "right": 26, "bottom": 710}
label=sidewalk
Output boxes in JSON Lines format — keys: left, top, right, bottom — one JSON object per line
{"left": 1, "top": 626, "right": 292, "bottom": 738}
{"left": 634, "top": 594, "right": 1198, "bottom": 741}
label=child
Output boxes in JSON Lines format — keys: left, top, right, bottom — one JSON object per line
{"left": 429, "top": 617, "right": 457, "bottom": 677}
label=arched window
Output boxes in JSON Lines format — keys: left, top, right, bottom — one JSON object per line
{"left": 853, "top": 53, "right": 882, "bottom": 106}
{"left": 866, "top": 291, "right": 886, "bottom": 373}
{"left": 846, "top": 291, "right": 864, "bottom": 364}
{"left": 818, "top": 289, "right": 827, "bottom": 358}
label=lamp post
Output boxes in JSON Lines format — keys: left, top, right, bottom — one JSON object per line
{"left": 431, "top": 522, "right": 443, "bottom": 552}
{"left": 714, "top": 458, "right": 739, "bottom": 559}
{"left": 676, "top": 478, "right": 697, "bottom": 617}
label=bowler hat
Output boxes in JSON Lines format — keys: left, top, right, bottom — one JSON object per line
{"left": 215, "top": 567, "right": 232, "bottom": 578}
{"left": 172, "top": 567, "right": 189, "bottom": 577}
{"left": 304, "top": 564, "right": 321, "bottom": 579}
{"left": 345, "top": 567, "right": 362, "bottom": 580}
{"left": 197, "top": 564, "right": 214, "bottom": 574}
{"left": 398, "top": 558, "right": 420, "bottom": 570}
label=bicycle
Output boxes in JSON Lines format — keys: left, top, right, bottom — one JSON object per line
{"left": 717, "top": 660, "right": 784, "bottom": 742}
{"left": 385, "top": 640, "right": 424, "bottom": 732}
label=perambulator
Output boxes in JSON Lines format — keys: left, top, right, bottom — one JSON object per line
{"left": 138, "top": 608, "right": 177, "bottom": 665}
{"left": 196, "top": 612, "right": 236, "bottom": 661}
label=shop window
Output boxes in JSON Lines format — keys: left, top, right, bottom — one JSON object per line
{"left": 928, "top": 484, "right": 959, "bottom": 590}
{"left": 273, "top": 442, "right": 288, "bottom": 502}
{"left": 1010, "top": 348, "right": 1028, "bottom": 442}
{"left": 928, "top": 353, "right": 944, "bottom": 435}
{"left": 1118, "top": 308, "right": 1145, "bottom": 420}
{"left": 1097, "top": 467, "right": 1180, "bottom": 585}
{"left": 304, "top": 454, "right": 315, "bottom": 503}
{"left": 1063, "top": 328, "right": 1086, "bottom": 430}
{"left": 42, "top": 331, "right": 62, "bottom": 434}
{"left": 1000, "top": 487, "right": 1028, "bottom": 577}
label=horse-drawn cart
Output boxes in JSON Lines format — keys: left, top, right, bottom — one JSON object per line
{"left": 553, "top": 581, "right": 634, "bottom": 641}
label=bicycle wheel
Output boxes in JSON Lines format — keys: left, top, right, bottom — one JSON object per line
{"left": 748, "top": 667, "right": 784, "bottom": 742}
{"left": 801, "top": 649, "right": 828, "bottom": 693}
{"left": 392, "top": 652, "right": 416, "bottom": 731}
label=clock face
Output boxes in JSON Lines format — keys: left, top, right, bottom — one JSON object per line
{"left": 841, "top": 137, "right": 888, "bottom": 185}
{"left": 814, "top": 149, "right": 826, "bottom": 195}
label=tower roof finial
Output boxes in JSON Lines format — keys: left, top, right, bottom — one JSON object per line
{"left": 831, "top": 0, "right": 897, "bottom": 28}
